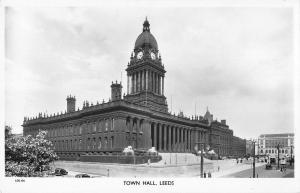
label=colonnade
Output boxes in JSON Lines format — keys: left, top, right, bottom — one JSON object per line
{"left": 127, "top": 70, "right": 164, "bottom": 95}
{"left": 150, "top": 122, "right": 207, "bottom": 153}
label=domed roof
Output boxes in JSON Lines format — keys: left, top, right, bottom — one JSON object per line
{"left": 134, "top": 18, "right": 158, "bottom": 50}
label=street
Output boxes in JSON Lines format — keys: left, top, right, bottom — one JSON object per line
{"left": 224, "top": 165, "right": 294, "bottom": 178}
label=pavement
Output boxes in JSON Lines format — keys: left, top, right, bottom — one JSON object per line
{"left": 223, "top": 164, "right": 294, "bottom": 178}
{"left": 52, "top": 154, "right": 275, "bottom": 177}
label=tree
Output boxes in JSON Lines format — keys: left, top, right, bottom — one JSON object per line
{"left": 5, "top": 130, "right": 58, "bottom": 177}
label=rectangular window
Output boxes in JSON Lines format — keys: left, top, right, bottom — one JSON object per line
{"left": 79, "top": 139, "right": 82, "bottom": 150}
{"left": 105, "top": 137, "right": 108, "bottom": 148}
{"left": 97, "top": 121, "right": 101, "bottom": 132}
{"left": 111, "top": 118, "right": 114, "bottom": 130}
{"left": 87, "top": 138, "right": 90, "bottom": 150}
{"left": 105, "top": 120, "right": 108, "bottom": 131}
{"left": 93, "top": 123, "right": 96, "bottom": 132}
{"left": 93, "top": 138, "right": 96, "bottom": 149}
{"left": 111, "top": 136, "right": 114, "bottom": 148}
{"left": 98, "top": 138, "right": 102, "bottom": 150}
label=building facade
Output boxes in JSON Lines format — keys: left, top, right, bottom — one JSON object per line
{"left": 257, "top": 133, "right": 294, "bottom": 159}
{"left": 22, "top": 18, "right": 246, "bottom": 160}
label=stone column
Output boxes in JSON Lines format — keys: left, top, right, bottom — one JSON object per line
{"left": 187, "top": 129, "right": 190, "bottom": 152}
{"left": 181, "top": 128, "right": 184, "bottom": 152}
{"left": 153, "top": 123, "right": 157, "bottom": 150}
{"left": 135, "top": 119, "right": 139, "bottom": 148}
{"left": 168, "top": 126, "right": 171, "bottom": 152}
{"left": 156, "top": 73, "right": 159, "bottom": 94}
{"left": 176, "top": 127, "right": 180, "bottom": 152}
{"left": 156, "top": 74, "right": 158, "bottom": 94}
{"left": 173, "top": 127, "right": 176, "bottom": 152}
{"left": 158, "top": 75, "right": 161, "bottom": 95}
{"left": 137, "top": 71, "right": 140, "bottom": 92}
{"left": 163, "top": 125, "right": 167, "bottom": 152}
{"left": 150, "top": 72, "right": 153, "bottom": 92}
{"left": 153, "top": 73, "right": 156, "bottom": 93}
{"left": 132, "top": 73, "right": 135, "bottom": 93}
{"left": 146, "top": 70, "right": 148, "bottom": 91}
{"left": 185, "top": 129, "right": 188, "bottom": 152}
{"left": 141, "top": 70, "right": 144, "bottom": 91}
{"left": 143, "top": 120, "right": 151, "bottom": 149}
{"left": 159, "top": 124, "right": 162, "bottom": 151}
{"left": 129, "top": 118, "right": 134, "bottom": 146}
{"left": 127, "top": 75, "right": 129, "bottom": 94}
{"left": 162, "top": 76, "right": 164, "bottom": 96}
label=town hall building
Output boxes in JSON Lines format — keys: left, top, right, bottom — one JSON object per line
{"left": 22, "top": 18, "right": 246, "bottom": 160}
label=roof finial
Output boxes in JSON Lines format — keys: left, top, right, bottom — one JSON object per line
{"left": 143, "top": 16, "right": 150, "bottom": 32}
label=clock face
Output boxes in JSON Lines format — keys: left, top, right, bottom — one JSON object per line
{"left": 137, "top": 51, "right": 143, "bottom": 59}
{"left": 150, "top": 52, "right": 156, "bottom": 60}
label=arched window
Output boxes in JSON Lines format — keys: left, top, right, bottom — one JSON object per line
{"left": 105, "top": 120, "right": 108, "bottom": 131}
{"left": 93, "top": 122, "right": 96, "bottom": 132}
{"left": 97, "top": 120, "right": 101, "bottom": 132}
{"left": 79, "top": 125, "right": 82, "bottom": 134}
{"left": 74, "top": 139, "right": 77, "bottom": 150}
{"left": 111, "top": 136, "right": 114, "bottom": 148}
{"left": 105, "top": 137, "right": 108, "bottom": 148}
{"left": 87, "top": 138, "right": 91, "bottom": 150}
{"left": 93, "top": 138, "right": 96, "bottom": 149}
{"left": 111, "top": 118, "right": 114, "bottom": 130}
{"left": 98, "top": 137, "right": 102, "bottom": 150}
{"left": 79, "top": 139, "right": 82, "bottom": 150}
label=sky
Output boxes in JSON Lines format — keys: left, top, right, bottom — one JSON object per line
{"left": 4, "top": 6, "right": 295, "bottom": 139}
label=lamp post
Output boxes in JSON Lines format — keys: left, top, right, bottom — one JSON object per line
{"left": 290, "top": 145, "right": 293, "bottom": 166}
{"left": 252, "top": 140, "right": 256, "bottom": 178}
{"left": 200, "top": 143, "right": 204, "bottom": 178}
{"left": 277, "top": 144, "right": 280, "bottom": 170}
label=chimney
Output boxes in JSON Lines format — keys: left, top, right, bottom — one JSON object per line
{"left": 66, "top": 95, "right": 76, "bottom": 113}
{"left": 221, "top": 119, "right": 226, "bottom": 125}
{"left": 111, "top": 80, "right": 122, "bottom": 101}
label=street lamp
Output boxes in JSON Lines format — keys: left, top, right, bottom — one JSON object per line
{"left": 290, "top": 145, "right": 293, "bottom": 166}
{"left": 252, "top": 140, "right": 256, "bottom": 178}
{"left": 194, "top": 142, "right": 205, "bottom": 178}
{"left": 277, "top": 144, "right": 281, "bottom": 170}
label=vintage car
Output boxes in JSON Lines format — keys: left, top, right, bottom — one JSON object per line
{"left": 75, "top": 174, "right": 91, "bottom": 178}
{"left": 54, "top": 168, "right": 68, "bottom": 176}
{"left": 265, "top": 163, "right": 272, "bottom": 170}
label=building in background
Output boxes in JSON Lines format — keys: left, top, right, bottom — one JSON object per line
{"left": 258, "top": 133, "right": 294, "bottom": 159}
{"left": 22, "top": 18, "right": 246, "bottom": 160}
{"left": 246, "top": 139, "right": 254, "bottom": 156}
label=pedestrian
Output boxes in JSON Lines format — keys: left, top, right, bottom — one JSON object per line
{"left": 204, "top": 172, "right": 206, "bottom": 178}
{"left": 218, "top": 166, "right": 220, "bottom": 172}
{"left": 256, "top": 174, "right": 258, "bottom": 178}
{"left": 208, "top": 172, "right": 211, "bottom": 178}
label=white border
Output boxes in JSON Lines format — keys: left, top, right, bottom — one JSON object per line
{"left": 1, "top": 0, "right": 299, "bottom": 193}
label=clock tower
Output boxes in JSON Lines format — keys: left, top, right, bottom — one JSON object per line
{"left": 124, "top": 18, "right": 168, "bottom": 113}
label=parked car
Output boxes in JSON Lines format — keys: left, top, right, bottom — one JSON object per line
{"left": 75, "top": 174, "right": 91, "bottom": 178}
{"left": 265, "top": 163, "right": 272, "bottom": 170}
{"left": 54, "top": 168, "right": 68, "bottom": 176}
